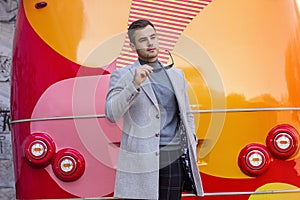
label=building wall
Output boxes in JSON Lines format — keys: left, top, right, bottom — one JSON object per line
{"left": 0, "top": 0, "right": 19, "bottom": 199}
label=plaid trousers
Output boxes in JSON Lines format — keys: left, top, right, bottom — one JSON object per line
{"left": 124, "top": 148, "right": 194, "bottom": 200}
{"left": 159, "top": 148, "right": 184, "bottom": 200}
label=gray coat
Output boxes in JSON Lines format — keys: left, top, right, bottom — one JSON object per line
{"left": 105, "top": 60, "right": 204, "bottom": 199}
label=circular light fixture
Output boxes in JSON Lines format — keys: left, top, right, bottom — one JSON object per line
{"left": 52, "top": 148, "right": 85, "bottom": 182}
{"left": 238, "top": 143, "right": 272, "bottom": 176}
{"left": 29, "top": 140, "right": 47, "bottom": 158}
{"left": 245, "top": 150, "right": 265, "bottom": 169}
{"left": 266, "top": 124, "right": 299, "bottom": 159}
{"left": 58, "top": 155, "right": 77, "bottom": 175}
{"left": 24, "top": 133, "right": 56, "bottom": 168}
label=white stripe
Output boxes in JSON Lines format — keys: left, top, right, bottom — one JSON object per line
{"left": 130, "top": 4, "right": 198, "bottom": 19}
{"left": 128, "top": 15, "right": 188, "bottom": 27}
{"left": 132, "top": 1, "right": 202, "bottom": 15}
{"left": 137, "top": 0, "right": 206, "bottom": 12}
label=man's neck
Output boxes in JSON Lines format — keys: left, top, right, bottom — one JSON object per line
{"left": 138, "top": 58, "right": 158, "bottom": 64}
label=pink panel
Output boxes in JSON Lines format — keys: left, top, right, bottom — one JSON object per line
{"left": 30, "top": 74, "right": 122, "bottom": 197}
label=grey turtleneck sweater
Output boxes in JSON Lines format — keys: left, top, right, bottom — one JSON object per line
{"left": 139, "top": 59, "right": 181, "bottom": 150}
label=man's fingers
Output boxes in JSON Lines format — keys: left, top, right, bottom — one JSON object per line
{"left": 134, "top": 65, "right": 154, "bottom": 85}
{"left": 138, "top": 65, "right": 153, "bottom": 78}
{"left": 140, "top": 71, "right": 146, "bottom": 78}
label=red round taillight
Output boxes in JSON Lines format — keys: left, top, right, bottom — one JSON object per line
{"left": 24, "top": 133, "right": 56, "bottom": 167}
{"left": 238, "top": 143, "right": 272, "bottom": 176}
{"left": 52, "top": 148, "right": 85, "bottom": 182}
{"left": 266, "top": 124, "right": 299, "bottom": 159}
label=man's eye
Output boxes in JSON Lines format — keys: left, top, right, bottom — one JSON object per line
{"left": 139, "top": 38, "right": 146, "bottom": 42}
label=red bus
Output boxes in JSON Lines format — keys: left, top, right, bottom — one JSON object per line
{"left": 11, "top": 0, "right": 300, "bottom": 199}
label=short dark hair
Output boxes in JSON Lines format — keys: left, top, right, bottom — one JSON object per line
{"left": 128, "top": 19, "right": 155, "bottom": 43}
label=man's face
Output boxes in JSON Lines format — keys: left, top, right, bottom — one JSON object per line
{"left": 130, "top": 25, "right": 159, "bottom": 62}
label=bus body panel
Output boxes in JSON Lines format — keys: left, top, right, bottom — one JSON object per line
{"left": 11, "top": 0, "right": 300, "bottom": 199}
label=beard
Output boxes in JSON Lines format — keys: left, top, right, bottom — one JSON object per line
{"left": 136, "top": 48, "right": 158, "bottom": 62}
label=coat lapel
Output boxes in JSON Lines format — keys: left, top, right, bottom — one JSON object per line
{"left": 141, "top": 78, "right": 159, "bottom": 109}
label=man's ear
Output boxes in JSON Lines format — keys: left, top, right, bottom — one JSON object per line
{"left": 130, "top": 42, "right": 136, "bottom": 51}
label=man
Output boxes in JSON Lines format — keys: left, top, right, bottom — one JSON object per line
{"left": 105, "top": 19, "right": 203, "bottom": 200}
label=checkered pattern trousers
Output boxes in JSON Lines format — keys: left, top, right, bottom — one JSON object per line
{"left": 124, "top": 148, "right": 193, "bottom": 200}
{"left": 159, "top": 148, "right": 184, "bottom": 200}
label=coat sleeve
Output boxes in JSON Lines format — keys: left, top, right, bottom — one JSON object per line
{"left": 105, "top": 67, "right": 140, "bottom": 123}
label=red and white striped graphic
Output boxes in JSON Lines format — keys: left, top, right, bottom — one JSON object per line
{"left": 116, "top": 0, "right": 213, "bottom": 68}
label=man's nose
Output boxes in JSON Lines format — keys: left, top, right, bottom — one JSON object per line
{"left": 147, "top": 38, "right": 153, "bottom": 46}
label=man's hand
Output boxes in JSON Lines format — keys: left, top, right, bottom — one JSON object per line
{"left": 133, "top": 65, "right": 153, "bottom": 87}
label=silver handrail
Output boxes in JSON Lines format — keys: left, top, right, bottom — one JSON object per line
{"left": 10, "top": 107, "right": 300, "bottom": 124}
